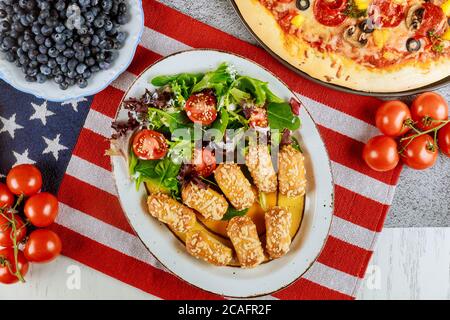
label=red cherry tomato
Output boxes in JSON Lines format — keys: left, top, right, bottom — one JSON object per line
{"left": 313, "top": 0, "right": 348, "bottom": 27}
{"left": 6, "top": 164, "right": 42, "bottom": 196}
{"left": 24, "top": 192, "right": 59, "bottom": 227}
{"left": 132, "top": 129, "right": 168, "bottom": 160}
{"left": 185, "top": 91, "right": 218, "bottom": 126}
{"left": 411, "top": 92, "right": 448, "bottom": 131}
{"left": 400, "top": 134, "right": 438, "bottom": 170}
{"left": 193, "top": 148, "right": 217, "bottom": 177}
{"left": 0, "top": 213, "right": 27, "bottom": 248}
{"left": 375, "top": 100, "right": 412, "bottom": 137}
{"left": 363, "top": 136, "right": 400, "bottom": 172}
{"left": 416, "top": 3, "right": 447, "bottom": 37}
{"left": 24, "top": 229, "right": 62, "bottom": 263}
{"left": 0, "top": 248, "right": 29, "bottom": 284}
{"left": 438, "top": 123, "right": 450, "bottom": 157}
{"left": 369, "top": 0, "right": 406, "bottom": 28}
{"left": 0, "top": 182, "right": 15, "bottom": 208}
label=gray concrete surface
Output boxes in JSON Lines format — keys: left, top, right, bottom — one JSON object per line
{"left": 159, "top": 0, "right": 450, "bottom": 227}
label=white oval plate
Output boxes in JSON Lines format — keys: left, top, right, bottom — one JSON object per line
{"left": 0, "top": 0, "right": 143, "bottom": 102}
{"left": 111, "top": 49, "right": 334, "bottom": 298}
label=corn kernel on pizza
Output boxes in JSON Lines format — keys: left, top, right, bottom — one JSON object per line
{"left": 234, "top": 0, "right": 450, "bottom": 92}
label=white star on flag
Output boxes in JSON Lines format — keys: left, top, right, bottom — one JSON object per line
{"left": 29, "top": 100, "right": 55, "bottom": 125}
{"left": 12, "top": 149, "right": 35, "bottom": 166}
{"left": 43, "top": 134, "right": 68, "bottom": 161}
{"left": 61, "top": 97, "right": 87, "bottom": 112}
{"left": 0, "top": 114, "right": 24, "bottom": 139}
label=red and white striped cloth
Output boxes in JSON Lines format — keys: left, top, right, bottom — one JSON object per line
{"left": 51, "top": 0, "right": 402, "bottom": 299}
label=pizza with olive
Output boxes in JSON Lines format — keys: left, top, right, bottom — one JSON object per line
{"left": 233, "top": 0, "right": 450, "bottom": 92}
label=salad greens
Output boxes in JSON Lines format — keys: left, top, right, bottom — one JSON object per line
{"left": 123, "top": 62, "right": 302, "bottom": 205}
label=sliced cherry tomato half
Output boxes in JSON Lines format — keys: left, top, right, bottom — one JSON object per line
{"left": 0, "top": 213, "right": 27, "bottom": 248}
{"left": 411, "top": 92, "right": 448, "bottom": 131}
{"left": 375, "top": 100, "right": 412, "bottom": 137}
{"left": 416, "top": 3, "right": 447, "bottom": 37}
{"left": 0, "top": 182, "right": 15, "bottom": 208}
{"left": 6, "top": 164, "right": 42, "bottom": 196}
{"left": 185, "top": 91, "right": 218, "bottom": 126}
{"left": 0, "top": 248, "right": 29, "bottom": 284}
{"left": 313, "top": 0, "right": 348, "bottom": 27}
{"left": 24, "top": 192, "right": 59, "bottom": 228}
{"left": 400, "top": 134, "right": 438, "bottom": 170}
{"left": 438, "top": 123, "right": 450, "bottom": 157}
{"left": 193, "top": 148, "right": 217, "bottom": 177}
{"left": 24, "top": 229, "right": 62, "bottom": 263}
{"left": 363, "top": 135, "right": 400, "bottom": 172}
{"left": 369, "top": 0, "right": 406, "bottom": 28}
{"left": 132, "top": 129, "right": 168, "bottom": 160}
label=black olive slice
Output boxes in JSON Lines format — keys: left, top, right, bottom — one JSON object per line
{"left": 296, "top": 0, "right": 310, "bottom": 11}
{"left": 359, "top": 19, "right": 374, "bottom": 34}
{"left": 406, "top": 38, "right": 421, "bottom": 52}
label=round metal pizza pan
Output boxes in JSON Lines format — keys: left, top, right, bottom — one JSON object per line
{"left": 230, "top": 0, "right": 450, "bottom": 98}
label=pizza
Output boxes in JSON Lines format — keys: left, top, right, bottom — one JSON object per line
{"left": 234, "top": 0, "right": 450, "bottom": 92}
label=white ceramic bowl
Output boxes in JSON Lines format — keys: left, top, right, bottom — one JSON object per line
{"left": 0, "top": 0, "right": 143, "bottom": 102}
{"left": 111, "top": 50, "right": 334, "bottom": 298}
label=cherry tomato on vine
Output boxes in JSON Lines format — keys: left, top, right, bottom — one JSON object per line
{"left": 363, "top": 136, "right": 400, "bottom": 172}
{"left": 193, "top": 148, "right": 217, "bottom": 177}
{"left": 375, "top": 100, "right": 411, "bottom": 137}
{"left": 0, "top": 213, "right": 27, "bottom": 248}
{"left": 6, "top": 164, "right": 42, "bottom": 196}
{"left": 0, "top": 182, "right": 15, "bottom": 208}
{"left": 132, "top": 129, "right": 168, "bottom": 160}
{"left": 438, "top": 123, "right": 450, "bottom": 157}
{"left": 185, "top": 91, "right": 218, "bottom": 125}
{"left": 411, "top": 92, "right": 448, "bottom": 131}
{"left": 24, "top": 192, "right": 59, "bottom": 227}
{"left": 0, "top": 248, "right": 29, "bottom": 284}
{"left": 400, "top": 134, "right": 438, "bottom": 170}
{"left": 24, "top": 229, "right": 62, "bottom": 263}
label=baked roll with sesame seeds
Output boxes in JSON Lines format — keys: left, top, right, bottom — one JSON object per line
{"left": 182, "top": 182, "right": 229, "bottom": 220}
{"left": 214, "top": 163, "right": 255, "bottom": 211}
{"left": 186, "top": 230, "right": 233, "bottom": 266}
{"left": 265, "top": 207, "right": 292, "bottom": 259}
{"left": 245, "top": 143, "right": 277, "bottom": 193}
{"left": 147, "top": 193, "right": 196, "bottom": 233}
{"left": 278, "top": 145, "right": 307, "bottom": 197}
{"left": 227, "top": 216, "right": 265, "bottom": 268}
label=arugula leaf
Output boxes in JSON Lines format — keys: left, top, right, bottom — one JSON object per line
{"left": 222, "top": 207, "right": 249, "bottom": 221}
{"left": 267, "top": 102, "right": 301, "bottom": 131}
{"left": 230, "top": 76, "right": 284, "bottom": 105}
{"left": 129, "top": 149, "right": 138, "bottom": 176}
{"left": 151, "top": 73, "right": 204, "bottom": 87}
{"left": 192, "top": 63, "right": 235, "bottom": 96}
{"left": 229, "top": 87, "right": 251, "bottom": 104}
{"left": 211, "top": 108, "right": 229, "bottom": 141}
{"left": 148, "top": 107, "right": 190, "bottom": 133}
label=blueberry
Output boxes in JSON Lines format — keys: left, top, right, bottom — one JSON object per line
{"left": 48, "top": 59, "right": 57, "bottom": 69}
{"left": 99, "top": 61, "right": 110, "bottom": 70}
{"left": 90, "top": 35, "right": 100, "bottom": 46}
{"left": 48, "top": 47, "right": 58, "bottom": 58}
{"left": 56, "top": 55, "right": 67, "bottom": 65}
{"left": 79, "top": 0, "right": 91, "bottom": 7}
{"left": 54, "top": 74, "right": 64, "bottom": 84}
{"left": 84, "top": 12, "right": 95, "bottom": 24}
{"left": 36, "top": 73, "right": 47, "bottom": 83}
{"left": 68, "top": 58, "right": 78, "bottom": 71}
{"left": 0, "top": 21, "right": 11, "bottom": 32}
{"left": 116, "top": 14, "right": 129, "bottom": 25}
{"left": 85, "top": 56, "right": 95, "bottom": 66}
{"left": 0, "top": 9, "right": 6, "bottom": 19}
{"left": 35, "top": 34, "right": 45, "bottom": 45}
{"left": 77, "top": 77, "right": 88, "bottom": 88}
{"left": 63, "top": 48, "right": 75, "bottom": 58}
{"left": 75, "top": 50, "right": 85, "bottom": 61}
{"left": 73, "top": 42, "right": 83, "bottom": 51}
{"left": 115, "top": 31, "right": 126, "bottom": 44}
{"left": 93, "top": 16, "right": 105, "bottom": 28}
{"left": 31, "top": 23, "right": 41, "bottom": 35}
{"left": 76, "top": 63, "right": 87, "bottom": 74}
{"left": 52, "top": 32, "right": 65, "bottom": 44}
{"left": 59, "top": 82, "right": 69, "bottom": 90}
{"left": 38, "top": 45, "right": 47, "bottom": 54}
{"left": 2, "top": 36, "right": 15, "bottom": 50}
{"left": 90, "top": 65, "right": 100, "bottom": 73}
{"left": 80, "top": 35, "right": 91, "bottom": 46}
{"left": 25, "top": 75, "right": 37, "bottom": 82}
{"left": 67, "top": 70, "right": 77, "bottom": 79}
{"left": 91, "top": 0, "right": 100, "bottom": 6}
{"left": 5, "top": 51, "right": 16, "bottom": 62}
{"left": 118, "top": 2, "right": 127, "bottom": 14}
{"left": 37, "top": 53, "right": 48, "bottom": 64}
{"left": 82, "top": 69, "right": 92, "bottom": 79}
{"left": 40, "top": 65, "right": 51, "bottom": 75}
{"left": 55, "top": 42, "right": 66, "bottom": 52}
{"left": 55, "top": 24, "right": 65, "bottom": 34}
{"left": 60, "top": 64, "right": 68, "bottom": 73}
{"left": 40, "top": 25, "right": 52, "bottom": 36}
{"left": 44, "top": 37, "right": 53, "bottom": 48}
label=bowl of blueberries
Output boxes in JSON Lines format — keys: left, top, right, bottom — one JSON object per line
{"left": 0, "top": 0, "right": 144, "bottom": 102}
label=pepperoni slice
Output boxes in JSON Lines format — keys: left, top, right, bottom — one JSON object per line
{"left": 369, "top": 0, "right": 406, "bottom": 28}
{"left": 416, "top": 3, "right": 447, "bottom": 37}
{"left": 278, "top": 9, "right": 298, "bottom": 32}
{"left": 313, "top": 0, "right": 348, "bottom": 27}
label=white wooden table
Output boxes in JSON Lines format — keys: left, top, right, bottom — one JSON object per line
{"left": 1, "top": 227, "right": 448, "bottom": 300}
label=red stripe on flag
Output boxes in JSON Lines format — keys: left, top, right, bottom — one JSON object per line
{"left": 90, "top": 86, "right": 125, "bottom": 118}
{"left": 58, "top": 175, "right": 134, "bottom": 234}
{"left": 319, "top": 125, "right": 401, "bottom": 185}
{"left": 334, "top": 185, "right": 393, "bottom": 232}
{"left": 127, "top": 45, "right": 161, "bottom": 76}
{"left": 142, "top": 0, "right": 381, "bottom": 125}
{"left": 51, "top": 224, "right": 223, "bottom": 300}
{"left": 274, "top": 278, "right": 353, "bottom": 300}
{"left": 317, "top": 236, "right": 373, "bottom": 278}
{"left": 72, "top": 128, "right": 111, "bottom": 171}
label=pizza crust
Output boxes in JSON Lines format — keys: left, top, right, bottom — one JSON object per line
{"left": 234, "top": 0, "right": 450, "bottom": 93}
